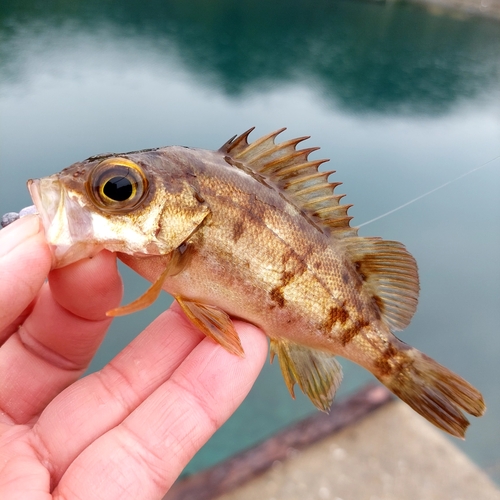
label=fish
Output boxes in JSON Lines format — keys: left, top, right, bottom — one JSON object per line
{"left": 26, "top": 128, "right": 485, "bottom": 438}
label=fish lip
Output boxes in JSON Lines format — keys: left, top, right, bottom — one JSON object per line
{"left": 28, "top": 177, "right": 81, "bottom": 268}
{"left": 28, "top": 177, "right": 66, "bottom": 267}
{"left": 27, "top": 178, "right": 53, "bottom": 238}
{"left": 28, "top": 176, "right": 105, "bottom": 268}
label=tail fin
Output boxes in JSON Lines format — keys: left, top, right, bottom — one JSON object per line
{"left": 377, "top": 349, "right": 485, "bottom": 438}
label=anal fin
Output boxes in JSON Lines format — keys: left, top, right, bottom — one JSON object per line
{"left": 176, "top": 297, "right": 244, "bottom": 357}
{"left": 270, "top": 338, "right": 343, "bottom": 412}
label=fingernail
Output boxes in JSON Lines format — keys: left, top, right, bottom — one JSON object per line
{"left": 0, "top": 215, "right": 41, "bottom": 257}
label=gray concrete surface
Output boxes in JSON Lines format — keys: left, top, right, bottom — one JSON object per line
{"left": 217, "top": 401, "right": 500, "bottom": 500}
{"left": 412, "top": 0, "right": 500, "bottom": 20}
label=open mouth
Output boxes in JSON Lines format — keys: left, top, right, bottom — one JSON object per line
{"left": 27, "top": 176, "right": 99, "bottom": 268}
{"left": 27, "top": 178, "right": 59, "bottom": 237}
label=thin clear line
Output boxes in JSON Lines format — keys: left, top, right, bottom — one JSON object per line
{"left": 357, "top": 155, "right": 500, "bottom": 228}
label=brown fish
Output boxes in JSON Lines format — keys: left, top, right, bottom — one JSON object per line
{"left": 27, "top": 128, "right": 485, "bottom": 437}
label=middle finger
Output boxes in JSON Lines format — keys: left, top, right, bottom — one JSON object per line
{"left": 0, "top": 251, "right": 121, "bottom": 425}
{"left": 32, "top": 303, "right": 206, "bottom": 484}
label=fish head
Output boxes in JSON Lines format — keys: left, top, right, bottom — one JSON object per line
{"left": 28, "top": 150, "right": 210, "bottom": 268}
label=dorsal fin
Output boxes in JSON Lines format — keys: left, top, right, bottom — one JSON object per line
{"left": 343, "top": 237, "right": 420, "bottom": 331}
{"left": 220, "top": 128, "right": 358, "bottom": 238}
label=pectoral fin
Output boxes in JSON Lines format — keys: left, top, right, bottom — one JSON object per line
{"left": 107, "top": 243, "right": 194, "bottom": 317}
{"left": 175, "top": 296, "right": 244, "bottom": 357}
{"left": 270, "top": 338, "right": 343, "bottom": 412}
{"left": 106, "top": 263, "right": 172, "bottom": 317}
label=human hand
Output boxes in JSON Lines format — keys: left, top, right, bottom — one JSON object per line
{"left": 0, "top": 215, "right": 268, "bottom": 499}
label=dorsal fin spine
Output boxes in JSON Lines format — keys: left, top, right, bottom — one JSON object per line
{"left": 293, "top": 182, "right": 333, "bottom": 197}
{"left": 262, "top": 151, "right": 322, "bottom": 174}
{"left": 242, "top": 138, "right": 310, "bottom": 168}
{"left": 277, "top": 160, "right": 330, "bottom": 177}
{"left": 267, "top": 136, "right": 311, "bottom": 157}
{"left": 313, "top": 204, "right": 353, "bottom": 217}
{"left": 301, "top": 192, "right": 342, "bottom": 208}
{"left": 285, "top": 171, "right": 333, "bottom": 187}
{"left": 326, "top": 216, "right": 353, "bottom": 227}
{"left": 220, "top": 127, "right": 254, "bottom": 154}
{"left": 220, "top": 128, "right": 358, "bottom": 238}
{"left": 262, "top": 148, "right": 320, "bottom": 171}
{"left": 234, "top": 128, "right": 286, "bottom": 160}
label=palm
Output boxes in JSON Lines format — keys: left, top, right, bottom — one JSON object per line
{"left": 0, "top": 218, "right": 266, "bottom": 499}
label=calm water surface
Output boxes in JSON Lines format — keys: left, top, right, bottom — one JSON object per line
{"left": 1, "top": 0, "right": 499, "bottom": 484}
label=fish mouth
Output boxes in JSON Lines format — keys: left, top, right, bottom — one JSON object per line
{"left": 28, "top": 178, "right": 57, "bottom": 241}
{"left": 28, "top": 177, "right": 101, "bottom": 268}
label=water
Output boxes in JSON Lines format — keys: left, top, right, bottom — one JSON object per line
{"left": 1, "top": 0, "right": 499, "bottom": 484}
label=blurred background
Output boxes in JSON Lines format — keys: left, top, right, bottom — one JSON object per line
{"left": 1, "top": 0, "right": 499, "bottom": 485}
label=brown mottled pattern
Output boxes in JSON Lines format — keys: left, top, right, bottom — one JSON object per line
{"left": 339, "top": 319, "right": 370, "bottom": 346}
{"left": 373, "top": 342, "right": 401, "bottom": 377}
{"left": 188, "top": 154, "right": 370, "bottom": 346}
{"left": 232, "top": 219, "right": 245, "bottom": 242}
{"left": 33, "top": 130, "right": 484, "bottom": 438}
{"left": 269, "top": 287, "right": 286, "bottom": 308}
{"left": 322, "top": 305, "right": 349, "bottom": 333}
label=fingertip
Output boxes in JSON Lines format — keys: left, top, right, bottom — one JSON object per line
{"left": 175, "top": 319, "right": 268, "bottom": 414}
{"left": 0, "top": 216, "right": 52, "bottom": 330}
{"left": 0, "top": 215, "right": 43, "bottom": 258}
{"left": 0, "top": 215, "right": 51, "bottom": 276}
{"left": 49, "top": 250, "right": 123, "bottom": 321}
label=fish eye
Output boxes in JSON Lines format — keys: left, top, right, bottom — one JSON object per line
{"left": 88, "top": 158, "right": 149, "bottom": 212}
{"left": 102, "top": 175, "right": 134, "bottom": 202}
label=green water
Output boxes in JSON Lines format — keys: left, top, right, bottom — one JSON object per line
{"left": 1, "top": 0, "right": 499, "bottom": 485}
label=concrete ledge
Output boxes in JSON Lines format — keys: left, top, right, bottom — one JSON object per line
{"left": 166, "top": 384, "right": 500, "bottom": 500}
{"left": 218, "top": 401, "right": 500, "bottom": 500}
{"left": 166, "top": 385, "right": 392, "bottom": 500}
{"left": 410, "top": 0, "right": 500, "bottom": 21}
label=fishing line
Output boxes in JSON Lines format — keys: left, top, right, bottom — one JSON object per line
{"left": 357, "top": 154, "right": 500, "bottom": 228}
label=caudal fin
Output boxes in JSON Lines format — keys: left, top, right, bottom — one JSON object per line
{"left": 377, "top": 349, "right": 485, "bottom": 438}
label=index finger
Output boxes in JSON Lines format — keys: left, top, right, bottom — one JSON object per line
{"left": 0, "top": 216, "right": 52, "bottom": 340}
{"left": 0, "top": 243, "right": 122, "bottom": 425}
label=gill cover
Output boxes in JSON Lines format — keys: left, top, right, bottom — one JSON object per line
{"left": 28, "top": 153, "right": 211, "bottom": 268}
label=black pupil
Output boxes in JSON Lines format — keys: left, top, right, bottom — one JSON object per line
{"left": 103, "top": 176, "right": 133, "bottom": 201}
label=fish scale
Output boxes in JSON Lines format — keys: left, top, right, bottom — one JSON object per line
{"left": 25, "top": 128, "right": 485, "bottom": 438}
